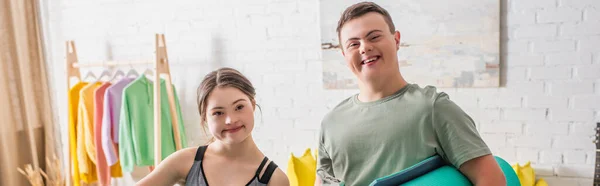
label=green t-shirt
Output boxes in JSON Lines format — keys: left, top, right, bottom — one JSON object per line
{"left": 119, "top": 76, "right": 187, "bottom": 172}
{"left": 317, "top": 84, "right": 491, "bottom": 186}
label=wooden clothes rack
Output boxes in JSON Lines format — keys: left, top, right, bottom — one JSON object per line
{"left": 65, "top": 34, "right": 182, "bottom": 185}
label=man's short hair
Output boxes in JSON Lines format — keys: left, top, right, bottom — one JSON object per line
{"left": 336, "top": 2, "right": 396, "bottom": 43}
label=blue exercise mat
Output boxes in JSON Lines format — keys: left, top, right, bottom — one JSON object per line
{"left": 369, "top": 155, "right": 520, "bottom": 186}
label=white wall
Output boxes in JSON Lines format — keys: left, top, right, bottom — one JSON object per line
{"left": 41, "top": 0, "right": 599, "bottom": 185}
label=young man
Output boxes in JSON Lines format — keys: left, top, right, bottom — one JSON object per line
{"left": 316, "top": 2, "right": 506, "bottom": 186}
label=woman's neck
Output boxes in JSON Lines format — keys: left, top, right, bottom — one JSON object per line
{"left": 212, "top": 136, "right": 263, "bottom": 162}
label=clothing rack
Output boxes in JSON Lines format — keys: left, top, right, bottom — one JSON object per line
{"left": 64, "top": 34, "right": 182, "bottom": 185}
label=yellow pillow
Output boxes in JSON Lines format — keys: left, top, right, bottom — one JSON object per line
{"left": 512, "top": 163, "right": 525, "bottom": 186}
{"left": 287, "top": 148, "right": 317, "bottom": 186}
{"left": 521, "top": 162, "right": 536, "bottom": 186}
{"left": 535, "top": 178, "right": 548, "bottom": 186}
{"left": 512, "top": 162, "right": 535, "bottom": 186}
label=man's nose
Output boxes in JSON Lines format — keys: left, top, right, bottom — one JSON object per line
{"left": 360, "top": 42, "right": 372, "bottom": 54}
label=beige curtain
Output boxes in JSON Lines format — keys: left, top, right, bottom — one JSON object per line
{"left": 0, "top": 0, "right": 61, "bottom": 185}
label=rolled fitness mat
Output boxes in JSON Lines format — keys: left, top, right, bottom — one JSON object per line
{"left": 370, "top": 155, "right": 520, "bottom": 186}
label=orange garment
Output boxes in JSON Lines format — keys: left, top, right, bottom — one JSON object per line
{"left": 94, "top": 82, "right": 123, "bottom": 185}
{"left": 77, "top": 82, "right": 101, "bottom": 183}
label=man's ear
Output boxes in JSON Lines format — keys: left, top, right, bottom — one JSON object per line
{"left": 394, "top": 31, "right": 401, "bottom": 50}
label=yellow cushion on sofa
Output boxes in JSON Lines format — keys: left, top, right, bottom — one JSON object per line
{"left": 535, "top": 178, "right": 548, "bottom": 186}
{"left": 512, "top": 162, "right": 535, "bottom": 186}
{"left": 287, "top": 148, "right": 317, "bottom": 186}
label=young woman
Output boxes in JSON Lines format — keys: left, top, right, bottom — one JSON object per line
{"left": 137, "top": 67, "right": 289, "bottom": 186}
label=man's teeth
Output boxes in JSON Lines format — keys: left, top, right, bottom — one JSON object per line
{"left": 365, "top": 57, "right": 377, "bottom": 63}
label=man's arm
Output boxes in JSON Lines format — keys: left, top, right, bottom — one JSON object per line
{"left": 315, "top": 176, "right": 322, "bottom": 186}
{"left": 316, "top": 127, "right": 342, "bottom": 186}
{"left": 432, "top": 92, "right": 506, "bottom": 185}
{"left": 459, "top": 154, "right": 506, "bottom": 186}
{"left": 316, "top": 141, "right": 333, "bottom": 186}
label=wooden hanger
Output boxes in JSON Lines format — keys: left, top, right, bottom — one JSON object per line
{"left": 126, "top": 68, "right": 139, "bottom": 78}
{"left": 143, "top": 68, "right": 155, "bottom": 83}
{"left": 143, "top": 68, "right": 154, "bottom": 76}
{"left": 82, "top": 71, "right": 97, "bottom": 82}
{"left": 109, "top": 69, "right": 125, "bottom": 83}
{"left": 97, "top": 69, "right": 112, "bottom": 82}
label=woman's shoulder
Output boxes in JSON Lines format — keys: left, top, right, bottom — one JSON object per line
{"left": 177, "top": 146, "right": 202, "bottom": 159}
{"left": 163, "top": 146, "right": 205, "bottom": 172}
{"left": 267, "top": 166, "right": 289, "bottom": 186}
{"left": 257, "top": 157, "right": 289, "bottom": 186}
{"left": 135, "top": 146, "right": 202, "bottom": 186}
{"left": 166, "top": 146, "right": 202, "bottom": 160}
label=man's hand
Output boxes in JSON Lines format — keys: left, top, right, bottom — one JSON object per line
{"left": 315, "top": 177, "right": 322, "bottom": 186}
{"left": 459, "top": 154, "right": 506, "bottom": 186}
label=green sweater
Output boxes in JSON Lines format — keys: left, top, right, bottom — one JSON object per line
{"left": 118, "top": 76, "right": 187, "bottom": 172}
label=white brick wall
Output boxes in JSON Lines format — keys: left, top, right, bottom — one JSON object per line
{"left": 508, "top": 135, "right": 552, "bottom": 148}
{"left": 552, "top": 81, "right": 595, "bottom": 96}
{"left": 564, "top": 151, "right": 587, "bottom": 164}
{"left": 575, "top": 65, "right": 600, "bottom": 79}
{"left": 524, "top": 122, "right": 568, "bottom": 135}
{"left": 506, "top": 54, "right": 544, "bottom": 67}
{"left": 584, "top": 8, "right": 600, "bottom": 21}
{"left": 561, "top": 22, "right": 600, "bottom": 36}
{"left": 41, "top": 0, "right": 599, "bottom": 185}
{"left": 526, "top": 96, "right": 568, "bottom": 108}
{"left": 550, "top": 109, "right": 595, "bottom": 122}
{"left": 514, "top": 24, "right": 558, "bottom": 38}
{"left": 540, "top": 150, "right": 562, "bottom": 164}
{"left": 517, "top": 148, "right": 541, "bottom": 163}
{"left": 532, "top": 40, "right": 577, "bottom": 53}
{"left": 512, "top": 0, "right": 556, "bottom": 11}
{"left": 545, "top": 52, "right": 591, "bottom": 65}
{"left": 537, "top": 7, "right": 582, "bottom": 23}
{"left": 481, "top": 121, "right": 524, "bottom": 134}
{"left": 578, "top": 36, "right": 600, "bottom": 52}
{"left": 503, "top": 108, "right": 547, "bottom": 121}
{"left": 530, "top": 66, "right": 572, "bottom": 80}
{"left": 573, "top": 95, "right": 600, "bottom": 109}
{"left": 559, "top": 0, "right": 600, "bottom": 8}
{"left": 554, "top": 136, "right": 594, "bottom": 149}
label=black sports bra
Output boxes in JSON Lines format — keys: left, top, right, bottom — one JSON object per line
{"left": 184, "top": 146, "right": 278, "bottom": 186}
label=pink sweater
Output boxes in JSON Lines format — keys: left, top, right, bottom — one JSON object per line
{"left": 94, "top": 82, "right": 112, "bottom": 185}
